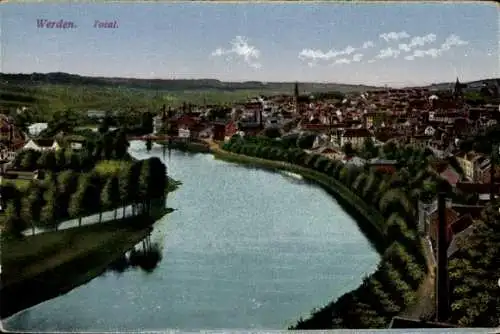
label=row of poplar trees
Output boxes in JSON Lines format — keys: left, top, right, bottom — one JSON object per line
{"left": 3, "top": 157, "right": 167, "bottom": 236}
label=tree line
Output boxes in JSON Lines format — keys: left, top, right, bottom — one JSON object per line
{"left": 222, "top": 135, "right": 439, "bottom": 328}
{"left": 11, "top": 130, "right": 130, "bottom": 172}
{"left": 2, "top": 157, "right": 168, "bottom": 237}
{"left": 448, "top": 200, "right": 500, "bottom": 328}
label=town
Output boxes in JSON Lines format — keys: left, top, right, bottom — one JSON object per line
{"left": 0, "top": 77, "right": 499, "bottom": 330}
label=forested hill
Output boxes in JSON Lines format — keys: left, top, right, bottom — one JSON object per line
{"left": 0, "top": 72, "right": 380, "bottom": 93}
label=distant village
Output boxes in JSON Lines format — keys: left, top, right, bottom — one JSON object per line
{"left": 1, "top": 79, "right": 499, "bottom": 260}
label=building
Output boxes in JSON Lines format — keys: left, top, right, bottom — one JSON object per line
{"left": 27, "top": 123, "right": 48, "bottom": 136}
{"left": 340, "top": 128, "right": 372, "bottom": 150}
{"left": 22, "top": 139, "right": 61, "bottom": 151}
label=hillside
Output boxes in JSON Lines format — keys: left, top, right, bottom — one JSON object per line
{"left": 0, "top": 72, "right": 381, "bottom": 94}
{"left": 423, "top": 78, "right": 500, "bottom": 92}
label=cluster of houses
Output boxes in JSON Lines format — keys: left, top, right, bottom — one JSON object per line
{"left": 149, "top": 80, "right": 499, "bottom": 260}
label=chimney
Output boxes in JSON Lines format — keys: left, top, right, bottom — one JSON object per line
{"left": 491, "top": 144, "right": 497, "bottom": 202}
{"left": 436, "top": 192, "right": 450, "bottom": 322}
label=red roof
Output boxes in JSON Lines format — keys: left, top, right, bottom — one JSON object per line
{"left": 440, "top": 168, "right": 460, "bottom": 186}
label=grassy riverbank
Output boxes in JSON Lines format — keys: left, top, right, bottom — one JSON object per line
{"left": 0, "top": 208, "right": 173, "bottom": 319}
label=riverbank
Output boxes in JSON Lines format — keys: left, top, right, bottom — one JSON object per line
{"left": 0, "top": 212, "right": 168, "bottom": 319}
{"left": 206, "top": 140, "right": 387, "bottom": 253}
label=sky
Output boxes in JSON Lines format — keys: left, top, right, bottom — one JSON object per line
{"left": 0, "top": 2, "right": 498, "bottom": 87}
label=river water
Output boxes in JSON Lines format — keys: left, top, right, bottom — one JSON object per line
{"left": 3, "top": 141, "right": 379, "bottom": 331}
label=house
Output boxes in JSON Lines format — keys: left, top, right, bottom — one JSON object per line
{"left": 224, "top": 121, "right": 238, "bottom": 142}
{"left": 22, "top": 139, "right": 60, "bottom": 151}
{"left": 153, "top": 115, "right": 164, "bottom": 135}
{"left": 178, "top": 127, "right": 191, "bottom": 141}
{"left": 27, "top": 123, "right": 48, "bottom": 136}
{"left": 455, "top": 151, "right": 478, "bottom": 181}
{"left": 423, "top": 125, "right": 436, "bottom": 136}
{"left": 340, "top": 128, "right": 373, "bottom": 150}
{"left": 315, "top": 146, "right": 344, "bottom": 160}
{"left": 455, "top": 182, "right": 500, "bottom": 202}
{"left": 473, "top": 156, "right": 492, "bottom": 183}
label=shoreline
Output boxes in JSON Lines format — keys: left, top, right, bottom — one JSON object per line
{"left": 0, "top": 212, "right": 166, "bottom": 320}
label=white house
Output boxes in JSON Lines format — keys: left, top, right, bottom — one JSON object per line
{"left": 424, "top": 126, "right": 436, "bottom": 136}
{"left": 27, "top": 123, "right": 48, "bottom": 136}
{"left": 178, "top": 127, "right": 191, "bottom": 139}
{"left": 22, "top": 139, "right": 61, "bottom": 151}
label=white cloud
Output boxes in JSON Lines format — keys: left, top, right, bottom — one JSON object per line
{"left": 398, "top": 33, "right": 437, "bottom": 53}
{"left": 404, "top": 34, "right": 469, "bottom": 61}
{"left": 362, "top": 41, "right": 375, "bottom": 49}
{"left": 379, "top": 31, "right": 410, "bottom": 42}
{"left": 376, "top": 47, "right": 401, "bottom": 59}
{"left": 298, "top": 44, "right": 356, "bottom": 65}
{"left": 409, "top": 33, "right": 437, "bottom": 47}
{"left": 334, "top": 58, "right": 351, "bottom": 65}
{"left": 398, "top": 44, "right": 412, "bottom": 52}
{"left": 210, "top": 36, "right": 261, "bottom": 68}
{"left": 352, "top": 53, "right": 364, "bottom": 62}
{"left": 332, "top": 53, "right": 364, "bottom": 66}
{"left": 440, "top": 34, "right": 468, "bottom": 51}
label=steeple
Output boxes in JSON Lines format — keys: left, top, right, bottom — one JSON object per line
{"left": 453, "top": 77, "right": 463, "bottom": 100}
{"left": 294, "top": 82, "right": 299, "bottom": 113}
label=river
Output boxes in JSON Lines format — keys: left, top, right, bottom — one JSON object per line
{"left": 3, "top": 141, "right": 379, "bottom": 331}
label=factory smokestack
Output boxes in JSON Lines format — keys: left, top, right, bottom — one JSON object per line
{"left": 436, "top": 192, "right": 450, "bottom": 323}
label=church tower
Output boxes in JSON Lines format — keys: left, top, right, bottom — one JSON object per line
{"left": 294, "top": 82, "right": 299, "bottom": 114}
{"left": 453, "top": 77, "right": 464, "bottom": 101}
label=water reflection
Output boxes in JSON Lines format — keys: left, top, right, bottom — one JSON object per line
{"left": 107, "top": 237, "right": 163, "bottom": 274}
{"left": 1, "top": 231, "right": 162, "bottom": 320}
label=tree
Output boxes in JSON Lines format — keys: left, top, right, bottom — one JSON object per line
{"left": 3, "top": 200, "right": 26, "bottom": 237}
{"left": 102, "top": 132, "right": 115, "bottom": 160}
{"left": 36, "top": 150, "right": 57, "bottom": 170}
{"left": 141, "top": 111, "right": 154, "bottom": 134}
{"left": 138, "top": 159, "right": 153, "bottom": 214}
{"left": 20, "top": 149, "right": 39, "bottom": 170}
{"left": 114, "top": 129, "right": 129, "bottom": 159}
{"left": 101, "top": 175, "right": 120, "bottom": 220}
{"left": 146, "top": 137, "right": 153, "bottom": 152}
{"left": 362, "top": 137, "right": 378, "bottom": 159}
{"left": 21, "top": 192, "right": 42, "bottom": 235}
{"left": 98, "top": 114, "right": 112, "bottom": 134}
{"left": 39, "top": 189, "right": 59, "bottom": 231}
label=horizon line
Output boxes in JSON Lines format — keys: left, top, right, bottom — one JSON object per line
{"left": 1, "top": 71, "right": 498, "bottom": 89}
